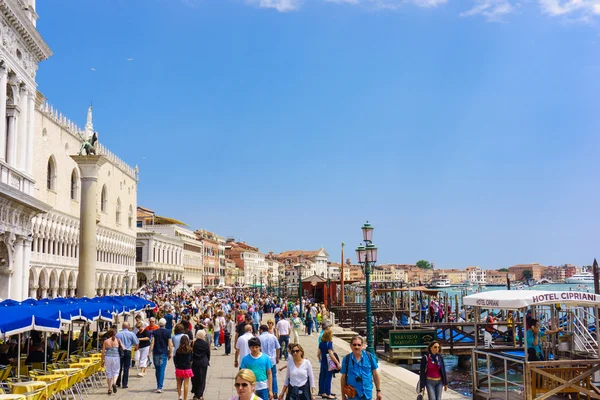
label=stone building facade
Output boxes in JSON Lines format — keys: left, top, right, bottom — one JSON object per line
{"left": 0, "top": 0, "right": 138, "bottom": 300}
{"left": 0, "top": 0, "right": 52, "bottom": 300}
{"left": 31, "top": 106, "right": 138, "bottom": 298}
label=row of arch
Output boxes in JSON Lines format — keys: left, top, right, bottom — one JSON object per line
{"left": 28, "top": 267, "right": 136, "bottom": 299}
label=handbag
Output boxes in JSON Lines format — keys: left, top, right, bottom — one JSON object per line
{"left": 327, "top": 352, "right": 341, "bottom": 373}
{"left": 341, "top": 354, "right": 357, "bottom": 398}
{"left": 219, "top": 329, "right": 225, "bottom": 345}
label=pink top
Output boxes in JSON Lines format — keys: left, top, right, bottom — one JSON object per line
{"left": 426, "top": 355, "right": 442, "bottom": 379}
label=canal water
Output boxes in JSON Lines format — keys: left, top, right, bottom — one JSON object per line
{"left": 401, "top": 282, "right": 595, "bottom": 396}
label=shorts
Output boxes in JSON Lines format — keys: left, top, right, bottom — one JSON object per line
{"left": 175, "top": 368, "right": 194, "bottom": 379}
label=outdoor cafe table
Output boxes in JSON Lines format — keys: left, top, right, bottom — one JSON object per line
{"left": 0, "top": 394, "right": 25, "bottom": 400}
{"left": 51, "top": 368, "right": 80, "bottom": 375}
{"left": 32, "top": 373, "right": 68, "bottom": 392}
{"left": 10, "top": 381, "right": 47, "bottom": 395}
{"left": 74, "top": 358, "right": 95, "bottom": 363}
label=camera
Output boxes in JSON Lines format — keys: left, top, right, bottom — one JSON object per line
{"left": 356, "top": 377, "right": 362, "bottom": 382}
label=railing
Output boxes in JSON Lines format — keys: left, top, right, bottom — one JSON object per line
{"left": 472, "top": 349, "right": 525, "bottom": 400}
{"left": 572, "top": 313, "right": 598, "bottom": 354}
{"left": 525, "top": 359, "right": 600, "bottom": 399}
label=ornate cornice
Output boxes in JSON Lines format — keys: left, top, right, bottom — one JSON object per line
{"left": 0, "top": 0, "right": 51, "bottom": 62}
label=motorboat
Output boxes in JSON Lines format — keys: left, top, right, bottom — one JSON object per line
{"left": 565, "top": 272, "right": 594, "bottom": 284}
{"left": 428, "top": 277, "right": 451, "bottom": 288}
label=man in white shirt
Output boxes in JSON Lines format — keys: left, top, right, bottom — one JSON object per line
{"left": 276, "top": 316, "right": 291, "bottom": 360}
{"left": 234, "top": 325, "right": 253, "bottom": 369}
{"left": 259, "top": 325, "right": 281, "bottom": 397}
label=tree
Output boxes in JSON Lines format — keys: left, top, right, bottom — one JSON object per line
{"left": 522, "top": 270, "right": 533, "bottom": 280}
{"left": 416, "top": 260, "right": 432, "bottom": 270}
{"left": 498, "top": 268, "right": 509, "bottom": 272}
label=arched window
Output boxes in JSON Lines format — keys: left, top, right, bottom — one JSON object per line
{"left": 101, "top": 185, "right": 107, "bottom": 212}
{"left": 46, "top": 157, "right": 56, "bottom": 190}
{"left": 70, "top": 169, "right": 79, "bottom": 200}
{"left": 116, "top": 198, "right": 121, "bottom": 225}
{"left": 128, "top": 205, "right": 133, "bottom": 228}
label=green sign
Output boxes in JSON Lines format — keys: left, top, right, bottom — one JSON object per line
{"left": 389, "top": 330, "right": 436, "bottom": 348}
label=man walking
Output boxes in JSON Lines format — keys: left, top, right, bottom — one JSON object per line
{"left": 275, "top": 314, "right": 291, "bottom": 360}
{"left": 115, "top": 322, "right": 139, "bottom": 389}
{"left": 149, "top": 318, "right": 173, "bottom": 393}
{"left": 240, "top": 337, "right": 273, "bottom": 400}
{"left": 340, "top": 336, "right": 383, "bottom": 400}
{"left": 259, "top": 324, "right": 280, "bottom": 398}
{"left": 234, "top": 325, "right": 254, "bottom": 369}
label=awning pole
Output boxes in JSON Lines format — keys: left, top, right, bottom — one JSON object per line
{"left": 67, "top": 322, "right": 71, "bottom": 356}
{"left": 17, "top": 334, "right": 21, "bottom": 377}
{"left": 44, "top": 332, "right": 47, "bottom": 372}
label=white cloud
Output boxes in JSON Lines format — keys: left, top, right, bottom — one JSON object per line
{"left": 538, "top": 0, "right": 600, "bottom": 16}
{"left": 460, "top": 0, "right": 517, "bottom": 21}
{"left": 246, "top": 0, "right": 303, "bottom": 11}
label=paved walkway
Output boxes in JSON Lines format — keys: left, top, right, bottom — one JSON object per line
{"left": 85, "top": 316, "right": 467, "bottom": 400}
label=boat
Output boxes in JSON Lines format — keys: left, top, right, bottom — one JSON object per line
{"left": 428, "top": 277, "right": 451, "bottom": 288}
{"left": 565, "top": 272, "right": 594, "bottom": 284}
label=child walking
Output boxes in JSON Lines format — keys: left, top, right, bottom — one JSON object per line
{"left": 174, "top": 335, "right": 194, "bottom": 400}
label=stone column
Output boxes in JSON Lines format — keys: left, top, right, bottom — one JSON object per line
{"left": 71, "top": 155, "right": 107, "bottom": 298}
{"left": 50, "top": 287, "right": 57, "bottom": 298}
{"left": 21, "top": 237, "right": 32, "bottom": 298}
{"left": 40, "top": 286, "right": 48, "bottom": 298}
{"left": 11, "top": 236, "right": 25, "bottom": 300}
{"left": 16, "top": 85, "right": 28, "bottom": 172}
{"left": 5, "top": 107, "right": 17, "bottom": 166}
{"left": 0, "top": 63, "right": 8, "bottom": 162}
{"left": 25, "top": 89, "right": 34, "bottom": 175}
{"left": 29, "top": 285, "right": 38, "bottom": 299}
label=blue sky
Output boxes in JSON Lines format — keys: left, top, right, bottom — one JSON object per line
{"left": 36, "top": 0, "right": 600, "bottom": 269}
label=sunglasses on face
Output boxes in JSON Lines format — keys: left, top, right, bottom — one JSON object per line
{"left": 291, "top": 349, "right": 300, "bottom": 354}
{"left": 235, "top": 383, "right": 249, "bottom": 388}
{"left": 432, "top": 346, "right": 440, "bottom": 348}
{"left": 351, "top": 344, "right": 362, "bottom": 347}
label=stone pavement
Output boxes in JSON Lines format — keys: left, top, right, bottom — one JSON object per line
{"left": 85, "top": 315, "right": 467, "bottom": 400}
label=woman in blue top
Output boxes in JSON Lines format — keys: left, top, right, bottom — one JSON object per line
{"left": 526, "top": 318, "right": 562, "bottom": 361}
{"left": 317, "top": 330, "right": 341, "bottom": 399}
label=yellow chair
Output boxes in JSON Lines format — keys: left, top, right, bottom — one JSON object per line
{"left": 20, "top": 388, "right": 45, "bottom": 400}
{"left": 0, "top": 366, "right": 12, "bottom": 382}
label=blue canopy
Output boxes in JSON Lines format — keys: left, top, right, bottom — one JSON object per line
{"left": 0, "top": 295, "right": 154, "bottom": 335}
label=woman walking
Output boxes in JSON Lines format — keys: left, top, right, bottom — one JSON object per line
{"left": 192, "top": 330, "right": 211, "bottom": 400}
{"left": 230, "top": 369, "right": 261, "bottom": 400}
{"left": 135, "top": 322, "right": 151, "bottom": 377}
{"left": 225, "top": 314, "right": 236, "bottom": 356}
{"left": 279, "top": 344, "right": 316, "bottom": 400}
{"left": 291, "top": 312, "right": 302, "bottom": 344}
{"left": 175, "top": 335, "right": 194, "bottom": 400}
{"left": 101, "top": 329, "right": 123, "bottom": 395}
{"left": 419, "top": 341, "right": 448, "bottom": 400}
{"left": 317, "top": 330, "right": 340, "bottom": 399}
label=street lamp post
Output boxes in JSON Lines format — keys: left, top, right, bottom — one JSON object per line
{"left": 295, "top": 257, "right": 303, "bottom": 317}
{"left": 356, "top": 221, "right": 377, "bottom": 355}
{"left": 125, "top": 269, "right": 129, "bottom": 295}
{"left": 253, "top": 275, "right": 257, "bottom": 292}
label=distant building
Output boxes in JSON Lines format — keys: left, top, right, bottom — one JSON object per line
{"left": 275, "top": 248, "right": 329, "bottom": 279}
{"left": 195, "top": 230, "right": 220, "bottom": 287}
{"left": 508, "top": 263, "right": 547, "bottom": 281}
{"left": 465, "top": 266, "right": 486, "bottom": 284}
{"left": 437, "top": 269, "right": 467, "bottom": 284}
{"left": 485, "top": 270, "right": 515, "bottom": 285}
{"left": 225, "top": 239, "right": 266, "bottom": 287}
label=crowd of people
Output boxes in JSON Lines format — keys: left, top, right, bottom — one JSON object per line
{"left": 97, "top": 281, "right": 385, "bottom": 400}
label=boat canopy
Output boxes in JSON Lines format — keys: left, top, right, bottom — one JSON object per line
{"left": 463, "top": 290, "right": 600, "bottom": 309}
{"left": 372, "top": 286, "right": 440, "bottom": 296}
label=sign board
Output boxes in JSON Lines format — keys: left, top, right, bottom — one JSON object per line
{"left": 389, "top": 330, "right": 436, "bottom": 349}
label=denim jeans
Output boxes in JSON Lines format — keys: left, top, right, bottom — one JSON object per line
{"left": 225, "top": 332, "right": 232, "bottom": 355}
{"left": 153, "top": 354, "right": 168, "bottom": 389}
{"left": 271, "top": 365, "right": 278, "bottom": 395}
{"left": 425, "top": 378, "right": 443, "bottom": 400}
{"left": 255, "top": 388, "right": 269, "bottom": 400}
{"left": 278, "top": 335, "right": 289, "bottom": 359}
{"left": 313, "top": 318, "right": 319, "bottom": 332}
{"left": 116, "top": 350, "right": 131, "bottom": 387}
{"left": 214, "top": 331, "right": 220, "bottom": 347}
